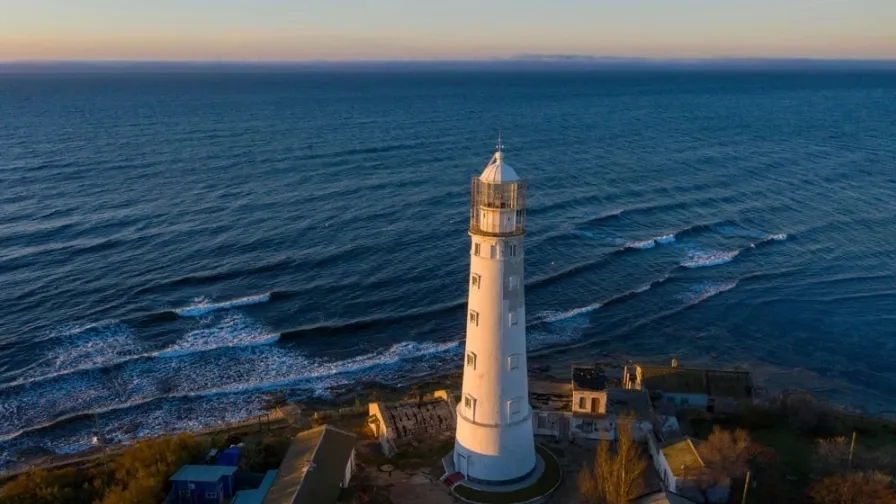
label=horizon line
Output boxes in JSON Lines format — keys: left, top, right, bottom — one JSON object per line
{"left": 3, "top": 56, "right": 896, "bottom": 65}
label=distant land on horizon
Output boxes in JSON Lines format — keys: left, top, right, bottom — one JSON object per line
{"left": 2, "top": 56, "right": 896, "bottom": 73}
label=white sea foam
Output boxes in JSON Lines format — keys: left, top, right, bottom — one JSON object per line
{"left": 15, "top": 322, "right": 147, "bottom": 385}
{"left": 676, "top": 280, "right": 739, "bottom": 306}
{"left": 624, "top": 232, "right": 676, "bottom": 250}
{"left": 536, "top": 300, "right": 602, "bottom": 324}
{"left": 680, "top": 249, "right": 740, "bottom": 268}
{"left": 764, "top": 233, "right": 788, "bottom": 242}
{"left": 0, "top": 330, "right": 461, "bottom": 445}
{"left": 625, "top": 239, "right": 657, "bottom": 250}
{"left": 174, "top": 293, "right": 271, "bottom": 317}
{"left": 4, "top": 311, "right": 283, "bottom": 391}
{"left": 155, "top": 312, "right": 279, "bottom": 358}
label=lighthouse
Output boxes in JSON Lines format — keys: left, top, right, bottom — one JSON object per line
{"left": 454, "top": 139, "right": 537, "bottom": 485}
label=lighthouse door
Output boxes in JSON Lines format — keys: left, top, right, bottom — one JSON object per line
{"left": 457, "top": 454, "right": 467, "bottom": 475}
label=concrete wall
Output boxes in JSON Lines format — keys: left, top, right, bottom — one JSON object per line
{"left": 646, "top": 434, "right": 678, "bottom": 492}
{"left": 342, "top": 448, "right": 355, "bottom": 488}
{"left": 572, "top": 390, "right": 607, "bottom": 414}
{"left": 367, "top": 403, "right": 397, "bottom": 457}
{"left": 660, "top": 392, "right": 709, "bottom": 411}
{"left": 532, "top": 410, "right": 651, "bottom": 442}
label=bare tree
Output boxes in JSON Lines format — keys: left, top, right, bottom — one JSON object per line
{"left": 691, "top": 426, "right": 762, "bottom": 500}
{"left": 814, "top": 436, "right": 850, "bottom": 475}
{"left": 809, "top": 471, "right": 896, "bottom": 504}
{"left": 578, "top": 420, "right": 647, "bottom": 504}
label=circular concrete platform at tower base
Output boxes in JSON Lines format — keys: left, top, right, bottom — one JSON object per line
{"left": 452, "top": 445, "right": 562, "bottom": 504}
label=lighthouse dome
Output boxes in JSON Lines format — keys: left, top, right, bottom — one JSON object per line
{"left": 479, "top": 151, "right": 519, "bottom": 183}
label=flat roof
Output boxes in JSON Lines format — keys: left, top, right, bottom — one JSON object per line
{"left": 660, "top": 438, "right": 704, "bottom": 478}
{"left": 170, "top": 465, "right": 237, "bottom": 483}
{"left": 606, "top": 388, "right": 652, "bottom": 417}
{"left": 263, "top": 425, "right": 357, "bottom": 504}
{"left": 572, "top": 366, "right": 608, "bottom": 391}
{"left": 232, "top": 471, "right": 279, "bottom": 504}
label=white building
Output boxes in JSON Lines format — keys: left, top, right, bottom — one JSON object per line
{"left": 453, "top": 141, "right": 537, "bottom": 485}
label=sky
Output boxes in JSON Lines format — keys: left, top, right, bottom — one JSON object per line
{"left": 1, "top": 0, "right": 894, "bottom": 61}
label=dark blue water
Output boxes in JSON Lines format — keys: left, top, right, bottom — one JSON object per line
{"left": 1, "top": 69, "right": 895, "bottom": 459}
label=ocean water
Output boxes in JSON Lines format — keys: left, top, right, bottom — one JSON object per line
{"left": 1, "top": 68, "right": 895, "bottom": 459}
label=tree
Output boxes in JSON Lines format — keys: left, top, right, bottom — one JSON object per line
{"left": 697, "top": 426, "right": 758, "bottom": 480}
{"left": 814, "top": 436, "right": 851, "bottom": 475}
{"left": 1, "top": 434, "right": 203, "bottom": 504}
{"left": 808, "top": 471, "right": 896, "bottom": 504}
{"left": 578, "top": 420, "right": 647, "bottom": 504}
{"left": 690, "top": 426, "right": 763, "bottom": 502}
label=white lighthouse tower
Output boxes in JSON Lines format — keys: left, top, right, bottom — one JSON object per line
{"left": 454, "top": 139, "right": 537, "bottom": 485}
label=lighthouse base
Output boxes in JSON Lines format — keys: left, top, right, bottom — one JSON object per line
{"left": 445, "top": 444, "right": 563, "bottom": 504}
{"left": 453, "top": 406, "right": 537, "bottom": 484}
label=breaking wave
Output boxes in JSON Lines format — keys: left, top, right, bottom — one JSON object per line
{"left": 680, "top": 249, "right": 740, "bottom": 268}
{"left": 155, "top": 313, "right": 280, "bottom": 358}
{"left": 534, "top": 300, "right": 603, "bottom": 324}
{"left": 0, "top": 337, "right": 460, "bottom": 444}
{"left": 676, "top": 280, "right": 740, "bottom": 306}
{"left": 624, "top": 233, "right": 676, "bottom": 250}
{"left": 2, "top": 312, "right": 281, "bottom": 390}
{"left": 174, "top": 293, "right": 272, "bottom": 317}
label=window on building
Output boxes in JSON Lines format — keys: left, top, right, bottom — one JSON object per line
{"left": 578, "top": 396, "right": 586, "bottom": 410}
{"left": 508, "top": 397, "right": 521, "bottom": 420}
{"left": 508, "top": 310, "right": 518, "bottom": 326}
{"left": 591, "top": 397, "right": 600, "bottom": 413}
{"left": 537, "top": 414, "right": 547, "bottom": 429}
{"left": 464, "top": 394, "right": 476, "bottom": 419}
{"left": 490, "top": 244, "right": 497, "bottom": 258}
{"left": 466, "top": 352, "right": 477, "bottom": 369}
{"left": 508, "top": 354, "right": 520, "bottom": 371}
{"left": 473, "top": 243, "right": 481, "bottom": 256}
{"left": 471, "top": 273, "right": 481, "bottom": 289}
{"left": 508, "top": 244, "right": 518, "bottom": 257}
{"left": 468, "top": 310, "right": 479, "bottom": 326}
{"left": 509, "top": 276, "right": 520, "bottom": 290}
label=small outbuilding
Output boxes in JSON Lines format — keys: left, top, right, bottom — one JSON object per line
{"left": 263, "top": 425, "right": 357, "bottom": 504}
{"left": 216, "top": 446, "right": 241, "bottom": 467}
{"left": 169, "top": 465, "right": 238, "bottom": 504}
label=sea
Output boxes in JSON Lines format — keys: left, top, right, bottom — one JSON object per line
{"left": 1, "top": 66, "right": 895, "bottom": 461}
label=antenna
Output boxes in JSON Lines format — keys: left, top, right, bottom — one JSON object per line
{"left": 496, "top": 132, "right": 504, "bottom": 153}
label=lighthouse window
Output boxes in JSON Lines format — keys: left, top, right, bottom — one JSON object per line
{"left": 507, "top": 397, "right": 521, "bottom": 420}
{"left": 469, "top": 310, "right": 479, "bottom": 326}
{"left": 466, "top": 352, "right": 477, "bottom": 369}
{"left": 473, "top": 243, "right": 481, "bottom": 256}
{"left": 508, "top": 354, "right": 520, "bottom": 371}
{"left": 508, "top": 311, "right": 518, "bottom": 327}
{"left": 471, "top": 274, "right": 481, "bottom": 289}
{"left": 464, "top": 394, "right": 477, "bottom": 417}
{"left": 508, "top": 244, "right": 518, "bottom": 257}
{"left": 509, "top": 276, "right": 520, "bottom": 290}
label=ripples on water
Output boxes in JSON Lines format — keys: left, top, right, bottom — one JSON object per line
{"left": 1, "top": 69, "right": 895, "bottom": 457}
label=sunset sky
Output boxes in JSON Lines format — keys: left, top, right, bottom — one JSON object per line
{"left": 1, "top": 0, "right": 894, "bottom": 61}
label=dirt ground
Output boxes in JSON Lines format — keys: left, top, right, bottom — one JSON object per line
{"left": 346, "top": 435, "right": 633, "bottom": 504}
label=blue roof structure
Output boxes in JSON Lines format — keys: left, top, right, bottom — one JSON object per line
{"left": 232, "top": 471, "right": 279, "bottom": 504}
{"left": 170, "top": 465, "right": 238, "bottom": 482}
